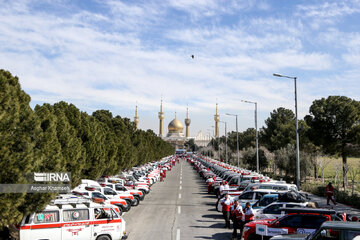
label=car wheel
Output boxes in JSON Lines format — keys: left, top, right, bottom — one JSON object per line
{"left": 96, "top": 235, "right": 111, "bottom": 240}
{"left": 132, "top": 197, "right": 140, "bottom": 206}
{"left": 125, "top": 200, "right": 132, "bottom": 211}
{"left": 247, "top": 233, "right": 261, "bottom": 240}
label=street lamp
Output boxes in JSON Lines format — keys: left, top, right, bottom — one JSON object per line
{"left": 273, "top": 73, "right": 300, "bottom": 190}
{"left": 241, "top": 100, "right": 259, "bottom": 173}
{"left": 225, "top": 113, "right": 239, "bottom": 168}
{"left": 207, "top": 130, "right": 212, "bottom": 158}
{"left": 220, "top": 121, "right": 228, "bottom": 164}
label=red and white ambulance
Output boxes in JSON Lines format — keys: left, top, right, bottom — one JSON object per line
{"left": 20, "top": 198, "right": 128, "bottom": 240}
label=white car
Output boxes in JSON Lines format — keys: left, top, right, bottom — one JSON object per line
{"left": 217, "top": 190, "right": 277, "bottom": 212}
{"left": 253, "top": 201, "right": 308, "bottom": 220}
{"left": 20, "top": 198, "right": 127, "bottom": 240}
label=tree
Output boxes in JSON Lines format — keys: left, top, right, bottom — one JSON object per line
{"left": 0, "top": 70, "right": 41, "bottom": 225}
{"left": 242, "top": 147, "right": 268, "bottom": 171}
{"left": 274, "top": 144, "right": 312, "bottom": 182}
{"left": 348, "top": 163, "right": 360, "bottom": 196}
{"left": 184, "top": 139, "right": 199, "bottom": 152}
{"left": 305, "top": 96, "right": 360, "bottom": 189}
{"left": 261, "top": 107, "right": 296, "bottom": 151}
{"left": 316, "top": 157, "right": 332, "bottom": 183}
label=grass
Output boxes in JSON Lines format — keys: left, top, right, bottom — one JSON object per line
{"left": 313, "top": 157, "right": 360, "bottom": 192}
{"left": 322, "top": 157, "right": 360, "bottom": 179}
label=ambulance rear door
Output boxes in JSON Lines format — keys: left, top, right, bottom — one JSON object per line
{"left": 93, "top": 207, "right": 122, "bottom": 239}
{"left": 61, "top": 209, "right": 92, "bottom": 240}
{"left": 28, "top": 211, "right": 61, "bottom": 240}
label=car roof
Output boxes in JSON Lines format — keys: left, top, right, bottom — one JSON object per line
{"left": 321, "top": 221, "right": 360, "bottom": 229}
{"left": 279, "top": 207, "right": 336, "bottom": 215}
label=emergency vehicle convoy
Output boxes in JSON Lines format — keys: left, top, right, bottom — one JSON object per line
{"left": 19, "top": 156, "right": 180, "bottom": 240}
{"left": 188, "top": 155, "right": 360, "bottom": 240}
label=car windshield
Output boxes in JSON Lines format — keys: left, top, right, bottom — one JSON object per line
{"left": 259, "top": 197, "right": 275, "bottom": 206}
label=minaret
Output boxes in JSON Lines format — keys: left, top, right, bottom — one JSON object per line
{"left": 184, "top": 108, "right": 191, "bottom": 138}
{"left": 214, "top": 103, "right": 220, "bottom": 138}
{"left": 158, "top": 100, "right": 164, "bottom": 137}
{"left": 134, "top": 105, "right": 139, "bottom": 129}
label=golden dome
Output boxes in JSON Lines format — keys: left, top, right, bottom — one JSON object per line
{"left": 168, "top": 117, "right": 183, "bottom": 133}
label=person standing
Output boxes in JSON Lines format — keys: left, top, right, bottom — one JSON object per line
{"left": 220, "top": 194, "right": 233, "bottom": 229}
{"left": 231, "top": 200, "right": 243, "bottom": 239}
{"left": 326, "top": 182, "right": 337, "bottom": 205}
{"left": 219, "top": 182, "right": 225, "bottom": 197}
{"left": 242, "top": 202, "right": 254, "bottom": 229}
{"left": 224, "top": 181, "right": 230, "bottom": 191}
{"left": 206, "top": 177, "right": 214, "bottom": 193}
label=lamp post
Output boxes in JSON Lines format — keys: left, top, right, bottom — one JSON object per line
{"left": 225, "top": 113, "right": 239, "bottom": 168}
{"left": 220, "top": 121, "right": 228, "bottom": 164}
{"left": 273, "top": 73, "right": 300, "bottom": 190}
{"left": 207, "top": 130, "right": 212, "bottom": 158}
{"left": 241, "top": 100, "right": 259, "bottom": 173}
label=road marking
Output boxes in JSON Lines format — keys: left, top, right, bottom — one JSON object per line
{"left": 180, "top": 180, "right": 182, "bottom": 184}
{"left": 178, "top": 206, "right": 181, "bottom": 214}
{"left": 176, "top": 228, "right": 180, "bottom": 240}
{"left": 179, "top": 193, "right": 181, "bottom": 199}
{"left": 179, "top": 186, "right": 182, "bottom": 190}
{"left": 180, "top": 176, "right": 182, "bottom": 180}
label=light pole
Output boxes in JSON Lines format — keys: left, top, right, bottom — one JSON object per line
{"left": 242, "top": 100, "right": 259, "bottom": 173}
{"left": 225, "top": 113, "right": 239, "bottom": 168}
{"left": 220, "top": 121, "right": 228, "bottom": 164}
{"left": 273, "top": 73, "right": 300, "bottom": 190}
{"left": 207, "top": 130, "right": 212, "bottom": 158}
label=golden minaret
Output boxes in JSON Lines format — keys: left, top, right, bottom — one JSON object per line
{"left": 184, "top": 108, "right": 191, "bottom": 138}
{"left": 134, "top": 105, "right": 139, "bottom": 129}
{"left": 158, "top": 100, "right": 164, "bottom": 137}
{"left": 214, "top": 103, "right": 220, "bottom": 138}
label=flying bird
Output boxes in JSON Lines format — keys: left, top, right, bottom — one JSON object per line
{"left": 191, "top": 55, "right": 194, "bottom": 59}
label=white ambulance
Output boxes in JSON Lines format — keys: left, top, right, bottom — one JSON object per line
{"left": 20, "top": 198, "right": 128, "bottom": 240}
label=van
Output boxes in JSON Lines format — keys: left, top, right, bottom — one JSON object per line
{"left": 20, "top": 198, "right": 128, "bottom": 240}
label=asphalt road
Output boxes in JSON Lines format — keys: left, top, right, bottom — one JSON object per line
{"left": 124, "top": 160, "right": 234, "bottom": 240}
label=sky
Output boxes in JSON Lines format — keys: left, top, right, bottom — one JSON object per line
{"left": 0, "top": 0, "right": 359, "bottom": 137}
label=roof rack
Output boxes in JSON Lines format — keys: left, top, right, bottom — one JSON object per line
{"left": 279, "top": 207, "right": 336, "bottom": 215}
{"left": 51, "top": 197, "right": 93, "bottom": 208}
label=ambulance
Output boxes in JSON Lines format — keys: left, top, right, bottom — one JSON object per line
{"left": 20, "top": 198, "right": 128, "bottom": 240}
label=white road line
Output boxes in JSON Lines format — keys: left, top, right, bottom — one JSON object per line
{"left": 180, "top": 180, "right": 182, "bottom": 184}
{"left": 176, "top": 228, "right": 180, "bottom": 240}
{"left": 180, "top": 176, "right": 182, "bottom": 180}
{"left": 179, "top": 193, "right": 181, "bottom": 199}
{"left": 179, "top": 186, "right": 182, "bottom": 190}
{"left": 178, "top": 206, "right": 181, "bottom": 214}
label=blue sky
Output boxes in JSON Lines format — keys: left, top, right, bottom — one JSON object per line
{"left": 1, "top": 0, "right": 359, "bottom": 137}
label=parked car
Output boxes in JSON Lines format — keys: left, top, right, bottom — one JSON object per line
{"left": 20, "top": 198, "right": 128, "bottom": 240}
{"left": 253, "top": 202, "right": 308, "bottom": 220}
{"left": 242, "top": 208, "right": 337, "bottom": 240}
{"left": 270, "top": 221, "right": 360, "bottom": 240}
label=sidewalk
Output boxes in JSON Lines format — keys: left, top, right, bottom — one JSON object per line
{"left": 304, "top": 192, "right": 360, "bottom": 215}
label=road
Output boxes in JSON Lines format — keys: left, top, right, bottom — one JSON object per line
{"left": 124, "top": 160, "right": 234, "bottom": 240}
{"left": 124, "top": 159, "right": 360, "bottom": 240}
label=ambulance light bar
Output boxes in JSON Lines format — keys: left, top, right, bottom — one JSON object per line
{"left": 51, "top": 198, "right": 93, "bottom": 208}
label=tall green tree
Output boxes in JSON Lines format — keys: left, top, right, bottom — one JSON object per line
{"left": 261, "top": 107, "right": 296, "bottom": 151}
{"left": 0, "top": 70, "right": 41, "bottom": 225}
{"left": 305, "top": 96, "right": 360, "bottom": 188}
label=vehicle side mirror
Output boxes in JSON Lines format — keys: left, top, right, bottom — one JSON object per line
{"left": 320, "top": 230, "right": 326, "bottom": 237}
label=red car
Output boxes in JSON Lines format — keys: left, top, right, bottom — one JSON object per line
{"left": 242, "top": 208, "right": 338, "bottom": 240}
